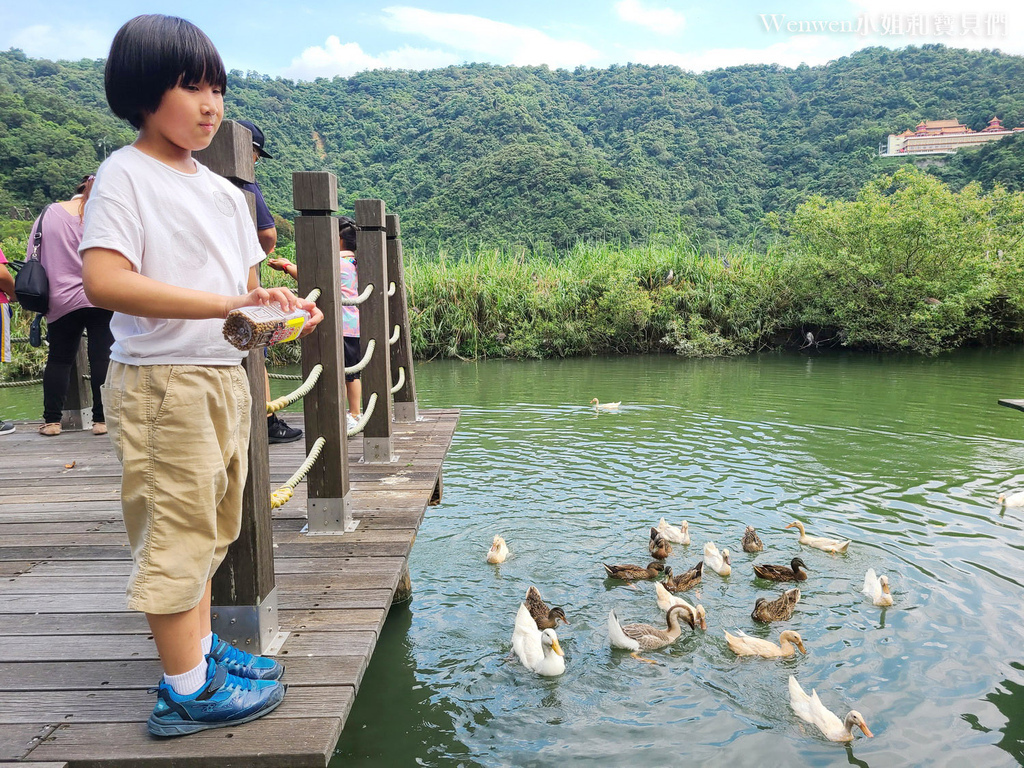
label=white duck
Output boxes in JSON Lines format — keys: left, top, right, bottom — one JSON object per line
{"left": 703, "top": 541, "right": 732, "bottom": 576}
{"left": 785, "top": 521, "right": 850, "bottom": 554}
{"left": 725, "top": 629, "right": 806, "bottom": 658}
{"left": 998, "top": 490, "right": 1024, "bottom": 507}
{"left": 657, "top": 518, "right": 690, "bottom": 545}
{"left": 788, "top": 676, "right": 873, "bottom": 742}
{"left": 486, "top": 535, "right": 509, "bottom": 564}
{"left": 511, "top": 603, "right": 565, "bottom": 676}
{"left": 653, "top": 581, "right": 708, "bottom": 629}
{"left": 590, "top": 398, "right": 621, "bottom": 411}
{"left": 862, "top": 568, "right": 894, "bottom": 606}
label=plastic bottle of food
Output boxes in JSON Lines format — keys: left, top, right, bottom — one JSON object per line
{"left": 222, "top": 304, "right": 311, "bottom": 350}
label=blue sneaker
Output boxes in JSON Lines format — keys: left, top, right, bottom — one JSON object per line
{"left": 147, "top": 658, "right": 285, "bottom": 737}
{"left": 209, "top": 633, "right": 285, "bottom": 681}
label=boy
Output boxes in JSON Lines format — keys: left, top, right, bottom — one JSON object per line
{"left": 80, "top": 14, "right": 322, "bottom": 737}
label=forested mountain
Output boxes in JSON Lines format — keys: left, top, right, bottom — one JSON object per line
{"left": 1, "top": 44, "right": 1023, "bottom": 248}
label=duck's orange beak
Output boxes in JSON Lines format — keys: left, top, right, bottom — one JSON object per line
{"left": 859, "top": 722, "right": 874, "bottom": 738}
{"left": 551, "top": 638, "right": 564, "bottom": 657}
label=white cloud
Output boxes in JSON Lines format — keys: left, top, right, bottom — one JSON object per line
{"left": 615, "top": 0, "right": 685, "bottom": 35}
{"left": 7, "top": 24, "right": 110, "bottom": 61}
{"left": 283, "top": 37, "right": 460, "bottom": 79}
{"left": 381, "top": 6, "right": 602, "bottom": 68}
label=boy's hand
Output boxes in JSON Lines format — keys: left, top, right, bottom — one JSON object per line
{"left": 224, "top": 286, "right": 323, "bottom": 336}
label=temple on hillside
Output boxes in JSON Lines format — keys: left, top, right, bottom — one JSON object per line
{"left": 880, "top": 117, "right": 1023, "bottom": 156}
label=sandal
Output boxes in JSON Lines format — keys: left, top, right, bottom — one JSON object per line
{"left": 38, "top": 423, "right": 62, "bottom": 436}
{"left": 92, "top": 422, "right": 107, "bottom": 435}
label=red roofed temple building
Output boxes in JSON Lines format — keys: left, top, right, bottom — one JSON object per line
{"left": 880, "top": 117, "right": 1023, "bottom": 156}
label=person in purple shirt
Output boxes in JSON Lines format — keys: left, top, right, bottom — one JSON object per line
{"left": 33, "top": 175, "right": 114, "bottom": 436}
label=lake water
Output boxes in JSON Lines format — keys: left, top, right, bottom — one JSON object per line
{"left": 5, "top": 349, "right": 1024, "bottom": 766}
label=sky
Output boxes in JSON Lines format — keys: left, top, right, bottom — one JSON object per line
{"left": 3, "top": 0, "right": 1022, "bottom": 80}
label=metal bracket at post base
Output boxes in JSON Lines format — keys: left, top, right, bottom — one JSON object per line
{"left": 393, "top": 402, "right": 419, "bottom": 423}
{"left": 61, "top": 408, "right": 92, "bottom": 431}
{"left": 363, "top": 436, "right": 395, "bottom": 464}
{"left": 306, "top": 496, "right": 360, "bottom": 535}
{"left": 211, "top": 585, "right": 279, "bottom": 655}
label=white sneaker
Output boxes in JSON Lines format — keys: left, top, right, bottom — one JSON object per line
{"left": 346, "top": 413, "right": 359, "bottom": 432}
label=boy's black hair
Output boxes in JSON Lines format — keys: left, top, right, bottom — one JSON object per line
{"left": 105, "top": 14, "right": 228, "bottom": 130}
{"left": 338, "top": 216, "right": 358, "bottom": 252}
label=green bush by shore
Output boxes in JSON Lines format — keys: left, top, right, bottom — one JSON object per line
{"left": 3, "top": 168, "right": 1023, "bottom": 381}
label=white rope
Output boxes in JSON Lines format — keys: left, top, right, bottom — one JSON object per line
{"left": 387, "top": 282, "right": 396, "bottom": 297}
{"left": 268, "top": 371, "right": 302, "bottom": 380}
{"left": 390, "top": 366, "right": 406, "bottom": 394}
{"left": 347, "top": 393, "right": 378, "bottom": 437}
{"left": 341, "top": 284, "right": 373, "bottom": 306}
{"left": 305, "top": 288, "right": 321, "bottom": 303}
{"left": 388, "top": 325, "right": 400, "bottom": 345}
{"left": 270, "top": 436, "right": 326, "bottom": 509}
{"left": 267, "top": 364, "right": 323, "bottom": 415}
{"left": 344, "top": 338, "right": 375, "bottom": 375}
{"left": 0, "top": 378, "right": 42, "bottom": 388}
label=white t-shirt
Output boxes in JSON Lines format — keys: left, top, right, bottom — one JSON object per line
{"left": 79, "top": 146, "right": 264, "bottom": 365}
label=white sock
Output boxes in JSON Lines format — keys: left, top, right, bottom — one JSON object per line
{"left": 201, "top": 632, "right": 213, "bottom": 656}
{"left": 164, "top": 659, "right": 209, "bottom": 697}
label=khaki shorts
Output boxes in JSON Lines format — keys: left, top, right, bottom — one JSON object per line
{"left": 102, "top": 362, "right": 252, "bottom": 614}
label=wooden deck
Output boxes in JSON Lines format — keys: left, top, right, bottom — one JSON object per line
{"left": 0, "top": 409, "right": 458, "bottom": 768}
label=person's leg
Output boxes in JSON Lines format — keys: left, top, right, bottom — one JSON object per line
{"left": 347, "top": 378, "right": 362, "bottom": 416}
{"left": 146, "top": 605, "right": 206, "bottom": 675}
{"left": 84, "top": 308, "right": 114, "bottom": 424}
{"left": 41, "top": 310, "right": 87, "bottom": 424}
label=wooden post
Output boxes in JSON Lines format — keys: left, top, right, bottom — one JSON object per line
{"left": 386, "top": 214, "right": 418, "bottom": 422}
{"left": 355, "top": 199, "right": 395, "bottom": 463}
{"left": 195, "top": 120, "right": 278, "bottom": 652}
{"left": 294, "top": 172, "right": 353, "bottom": 533}
{"left": 60, "top": 337, "right": 92, "bottom": 431}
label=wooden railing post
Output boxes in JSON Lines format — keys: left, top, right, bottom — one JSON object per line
{"left": 294, "top": 172, "right": 353, "bottom": 533}
{"left": 195, "top": 121, "right": 278, "bottom": 652}
{"left": 355, "top": 199, "right": 394, "bottom": 463}
{"left": 60, "top": 337, "right": 92, "bottom": 430}
{"left": 386, "top": 214, "right": 418, "bottom": 422}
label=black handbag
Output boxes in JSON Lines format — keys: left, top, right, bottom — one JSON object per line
{"left": 14, "top": 204, "right": 52, "bottom": 315}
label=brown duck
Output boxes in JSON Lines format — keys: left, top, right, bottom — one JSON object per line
{"left": 751, "top": 587, "right": 800, "bottom": 622}
{"left": 742, "top": 526, "right": 764, "bottom": 553}
{"left": 524, "top": 586, "right": 570, "bottom": 630}
{"left": 662, "top": 560, "right": 702, "bottom": 592}
{"left": 753, "top": 557, "right": 809, "bottom": 582}
{"left": 649, "top": 528, "right": 672, "bottom": 560}
{"left": 602, "top": 561, "right": 667, "bottom": 581}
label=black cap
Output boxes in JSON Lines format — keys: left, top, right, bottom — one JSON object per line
{"left": 236, "top": 119, "right": 273, "bottom": 159}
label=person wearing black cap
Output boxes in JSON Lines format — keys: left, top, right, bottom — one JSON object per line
{"left": 237, "top": 119, "right": 301, "bottom": 445}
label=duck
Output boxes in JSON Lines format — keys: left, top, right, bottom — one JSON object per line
{"left": 998, "top": 490, "right": 1024, "bottom": 507}
{"left": 653, "top": 582, "right": 708, "bottom": 629}
{"left": 703, "top": 542, "right": 732, "bottom": 576}
{"left": 603, "top": 561, "right": 667, "bottom": 581}
{"left": 649, "top": 528, "right": 672, "bottom": 560}
{"left": 788, "top": 676, "right": 873, "bottom": 742}
{"left": 486, "top": 535, "right": 509, "bottom": 564}
{"left": 751, "top": 587, "right": 800, "bottom": 622}
{"left": 742, "top": 526, "right": 764, "bottom": 553}
{"left": 511, "top": 603, "right": 565, "bottom": 676}
{"left": 663, "top": 560, "right": 702, "bottom": 592}
{"left": 591, "top": 398, "right": 621, "bottom": 411}
{"left": 862, "top": 568, "right": 894, "bottom": 607}
{"left": 608, "top": 604, "right": 699, "bottom": 663}
{"left": 725, "top": 629, "right": 806, "bottom": 658}
{"left": 785, "top": 521, "right": 850, "bottom": 554}
{"left": 754, "top": 557, "right": 809, "bottom": 582}
{"left": 524, "top": 586, "right": 570, "bottom": 630}
{"left": 657, "top": 518, "right": 690, "bottom": 545}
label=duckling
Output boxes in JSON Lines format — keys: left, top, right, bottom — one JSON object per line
{"left": 486, "top": 535, "right": 509, "bottom": 564}
{"left": 649, "top": 528, "right": 672, "bottom": 560}
{"left": 751, "top": 587, "right": 800, "bottom": 622}
{"left": 663, "top": 560, "right": 702, "bottom": 592}
{"left": 511, "top": 603, "right": 565, "bottom": 676}
{"left": 725, "top": 629, "right": 806, "bottom": 658}
{"left": 742, "top": 526, "right": 764, "bottom": 553}
{"left": 524, "top": 586, "right": 570, "bottom": 630}
{"left": 608, "top": 603, "right": 699, "bottom": 663}
{"left": 785, "top": 521, "right": 850, "bottom": 554}
{"left": 657, "top": 518, "right": 690, "bottom": 545}
{"left": 789, "top": 676, "right": 873, "bottom": 742}
{"left": 703, "top": 542, "right": 731, "bottom": 576}
{"left": 754, "top": 557, "right": 809, "bottom": 582}
{"left": 653, "top": 581, "right": 708, "bottom": 629}
{"left": 998, "top": 490, "right": 1024, "bottom": 507}
{"left": 590, "top": 398, "right": 621, "bottom": 411}
{"left": 862, "top": 569, "right": 894, "bottom": 607}
{"left": 602, "top": 561, "right": 666, "bottom": 581}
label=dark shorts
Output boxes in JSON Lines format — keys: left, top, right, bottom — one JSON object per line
{"left": 344, "top": 336, "right": 361, "bottom": 382}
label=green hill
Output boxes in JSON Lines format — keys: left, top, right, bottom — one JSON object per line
{"left": 2, "top": 44, "right": 1023, "bottom": 248}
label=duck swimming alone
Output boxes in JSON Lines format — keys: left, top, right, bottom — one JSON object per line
{"left": 785, "top": 521, "right": 850, "bottom": 554}
{"left": 862, "top": 569, "right": 894, "bottom": 606}
{"left": 788, "top": 676, "right": 873, "bottom": 742}
{"left": 591, "top": 398, "right": 621, "bottom": 411}
{"left": 486, "top": 535, "right": 509, "bottom": 564}
{"left": 998, "top": 490, "right": 1024, "bottom": 507}
{"left": 703, "top": 542, "right": 732, "bottom": 576}
{"left": 742, "top": 526, "right": 764, "bottom": 553}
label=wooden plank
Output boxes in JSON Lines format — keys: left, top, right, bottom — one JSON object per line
{"left": 0, "top": 723, "right": 57, "bottom": 761}
{"left": 999, "top": 398, "right": 1024, "bottom": 412}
